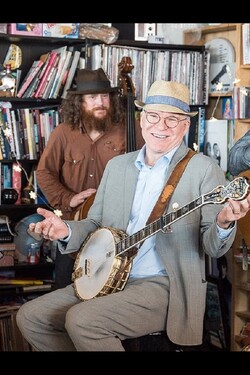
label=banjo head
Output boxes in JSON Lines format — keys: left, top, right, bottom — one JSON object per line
{"left": 73, "top": 227, "right": 128, "bottom": 300}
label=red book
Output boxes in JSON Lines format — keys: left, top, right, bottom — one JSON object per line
{"left": 17, "top": 59, "right": 44, "bottom": 98}
{"left": 33, "top": 52, "right": 58, "bottom": 98}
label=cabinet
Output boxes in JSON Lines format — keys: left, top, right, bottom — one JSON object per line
{"left": 184, "top": 23, "right": 250, "bottom": 142}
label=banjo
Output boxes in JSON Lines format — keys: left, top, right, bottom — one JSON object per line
{"left": 72, "top": 176, "right": 249, "bottom": 301}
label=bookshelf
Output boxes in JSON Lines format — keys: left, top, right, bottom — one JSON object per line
{"left": 0, "top": 34, "right": 99, "bottom": 349}
{"left": 184, "top": 23, "right": 250, "bottom": 141}
{"left": 0, "top": 33, "right": 98, "bottom": 215}
{"left": 88, "top": 39, "right": 208, "bottom": 106}
{"left": 87, "top": 38, "right": 208, "bottom": 152}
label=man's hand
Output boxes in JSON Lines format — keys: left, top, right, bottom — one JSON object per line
{"left": 217, "top": 194, "right": 250, "bottom": 229}
{"left": 70, "top": 188, "right": 96, "bottom": 208}
{"left": 29, "top": 207, "right": 69, "bottom": 241}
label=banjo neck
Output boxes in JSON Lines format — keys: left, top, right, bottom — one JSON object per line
{"left": 116, "top": 176, "right": 249, "bottom": 257}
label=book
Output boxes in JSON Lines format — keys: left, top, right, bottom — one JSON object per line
{"left": 0, "top": 279, "right": 44, "bottom": 285}
{"left": 10, "top": 110, "right": 20, "bottom": 160}
{"left": 12, "top": 162, "right": 22, "bottom": 204}
{"left": 42, "top": 23, "right": 79, "bottom": 38}
{"left": 8, "top": 23, "right": 43, "bottom": 36}
{"left": 242, "top": 23, "right": 250, "bottom": 65}
{"left": 20, "top": 108, "right": 30, "bottom": 159}
{"left": 24, "top": 108, "right": 36, "bottom": 160}
{"left": 51, "top": 49, "right": 72, "bottom": 98}
{"left": 33, "top": 51, "right": 58, "bottom": 98}
{"left": 15, "top": 109, "right": 26, "bottom": 159}
{"left": 22, "top": 284, "right": 53, "bottom": 292}
{"left": 16, "top": 59, "right": 44, "bottom": 98}
{"left": 222, "top": 97, "right": 233, "bottom": 120}
{"left": 2, "top": 107, "right": 15, "bottom": 158}
{"left": 61, "top": 50, "right": 81, "bottom": 99}
{"left": 48, "top": 45, "right": 68, "bottom": 98}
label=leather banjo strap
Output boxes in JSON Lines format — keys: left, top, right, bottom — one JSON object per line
{"left": 123, "top": 149, "right": 196, "bottom": 259}
{"left": 146, "top": 149, "right": 196, "bottom": 225}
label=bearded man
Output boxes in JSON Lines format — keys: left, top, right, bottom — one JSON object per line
{"left": 36, "top": 68, "right": 127, "bottom": 288}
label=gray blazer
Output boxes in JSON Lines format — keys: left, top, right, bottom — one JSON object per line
{"left": 61, "top": 142, "right": 236, "bottom": 345}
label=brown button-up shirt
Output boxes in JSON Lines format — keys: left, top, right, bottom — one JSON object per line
{"left": 36, "top": 122, "right": 126, "bottom": 219}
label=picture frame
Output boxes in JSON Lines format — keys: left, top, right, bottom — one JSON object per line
{"left": 204, "top": 275, "right": 230, "bottom": 350}
{"left": 134, "top": 23, "right": 156, "bottom": 41}
{"left": 204, "top": 119, "right": 228, "bottom": 172}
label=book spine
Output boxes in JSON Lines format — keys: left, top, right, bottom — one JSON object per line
{"left": 16, "top": 60, "right": 44, "bottom": 98}
{"left": 33, "top": 52, "right": 58, "bottom": 99}
{"left": 24, "top": 108, "right": 35, "bottom": 160}
{"left": 12, "top": 162, "right": 22, "bottom": 204}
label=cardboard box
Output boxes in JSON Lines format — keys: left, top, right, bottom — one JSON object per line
{"left": 43, "top": 23, "right": 79, "bottom": 38}
{"left": 7, "top": 23, "right": 43, "bottom": 36}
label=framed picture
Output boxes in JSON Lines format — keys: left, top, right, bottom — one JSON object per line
{"left": 204, "top": 119, "right": 228, "bottom": 172}
{"left": 204, "top": 275, "right": 230, "bottom": 350}
{"left": 134, "top": 23, "right": 156, "bottom": 41}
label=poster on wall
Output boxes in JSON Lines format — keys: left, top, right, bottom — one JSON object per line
{"left": 204, "top": 119, "right": 228, "bottom": 172}
{"left": 205, "top": 38, "right": 235, "bottom": 94}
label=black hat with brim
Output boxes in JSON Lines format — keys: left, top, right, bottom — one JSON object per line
{"left": 67, "top": 68, "right": 118, "bottom": 95}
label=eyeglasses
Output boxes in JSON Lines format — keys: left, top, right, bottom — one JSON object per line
{"left": 144, "top": 111, "right": 188, "bottom": 128}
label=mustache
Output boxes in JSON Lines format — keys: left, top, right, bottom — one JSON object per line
{"left": 93, "top": 106, "right": 107, "bottom": 111}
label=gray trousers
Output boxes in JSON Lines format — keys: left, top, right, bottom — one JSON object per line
{"left": 16, "top": 276, "right": 169, "bottom": 351}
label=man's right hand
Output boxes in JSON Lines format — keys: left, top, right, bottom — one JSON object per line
{"left": 29, "top": 207, "right": 69, "bottom": 241}
{"left": 70, "top": 188, "right": 97, "bottom": 208}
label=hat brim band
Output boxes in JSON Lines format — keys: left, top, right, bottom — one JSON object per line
{"left": 145, "top": 95, "right": 190, "bottom": 113}
{"left": 67, "top": 87, "right": 118, "bottom": 95}
{"left": 77, "top": 81, "right": 112, "bottom": 91}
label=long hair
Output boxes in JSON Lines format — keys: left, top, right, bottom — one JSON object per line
{"left": 60, "top": 92, "right": 125, "bottom": 130}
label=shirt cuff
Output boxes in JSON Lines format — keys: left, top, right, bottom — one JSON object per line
{"left": 216, "top": 221, "right": 235, "bottom": 240}
{"left": 59, "top": 223, "right": 72, "bottom": 243}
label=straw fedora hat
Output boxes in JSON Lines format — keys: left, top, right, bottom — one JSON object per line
{"left": 67, "top": 68, "right": 118, "bottom": 95}
{"left": 135, "top": 80, "right": 198, "bottom": 117}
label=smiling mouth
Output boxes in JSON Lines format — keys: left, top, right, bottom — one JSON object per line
{"left": 152, "top": 133, "right": 168, "bottom": 138}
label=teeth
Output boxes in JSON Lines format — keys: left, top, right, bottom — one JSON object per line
{"left": 152, "top": 133, "right": 166, "bottom": 138}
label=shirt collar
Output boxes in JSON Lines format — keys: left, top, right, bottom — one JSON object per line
{"left": 135, "top": 144, "right": 179, "bottom": 171}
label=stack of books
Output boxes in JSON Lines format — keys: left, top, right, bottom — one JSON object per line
{"left": 16, "top": 45, "right": 81, "bottom": 100}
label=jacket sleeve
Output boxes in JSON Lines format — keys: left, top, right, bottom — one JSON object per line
{"left": 228, "top": 129, "right": 250, "bottom": 176}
